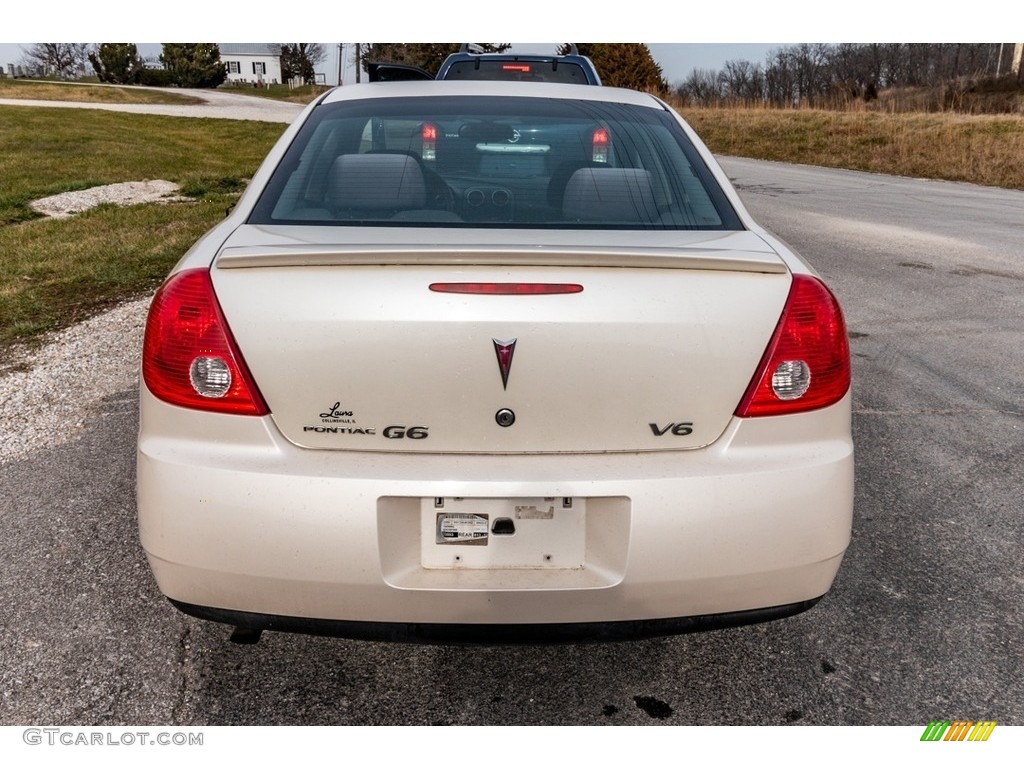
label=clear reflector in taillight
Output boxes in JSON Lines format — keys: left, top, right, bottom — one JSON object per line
{"left": 735, "top": 274, "right": 850, "bottom": 417}
{"left": 771, "top": 360, "right": 811, "bottom": 400}
{"left": 189, "top": 356, "right": 232, "bottom": 398}
{"left": 142, "top": 269, "right": 268, "bottom": 415}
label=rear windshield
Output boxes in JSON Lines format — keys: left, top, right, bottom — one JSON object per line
{"left": 249, "top": 95, "right": 742, "bottom": 230}
{"left": 443, "top": 59, "right": 593, "bottom": 85}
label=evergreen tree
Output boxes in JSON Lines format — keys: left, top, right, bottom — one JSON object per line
{"left": 89, "top": 43, "right": 145, "bottom": 84}
{"left": 562, "top": 44, "right": 667, "bottom": 92}
{"left": 160, "top": 44, "right": 226, "bottom": 88}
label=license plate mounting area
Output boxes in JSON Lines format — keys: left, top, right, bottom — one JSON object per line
{"left": 421, "top": 497, "right": 585, "bottom": 570}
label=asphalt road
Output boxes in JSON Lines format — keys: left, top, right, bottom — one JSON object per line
{"left": 1, "top": 155, "right": 1021, "bottom": 727}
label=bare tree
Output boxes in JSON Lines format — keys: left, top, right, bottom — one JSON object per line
{"left": 306, "top": 43, "right": 328, "bottom": 66}
{"left": 720, "top": 59, "right": 764, "bottom": 103}
{"left": 676, "top": 68, "right": 724, "bottom": 106}
{"left": 764, "top": 48, "right": 797, "bottom": 106}
{"left": 675, "top": 43, "right": 1018, "bottom": 110}
{"left": 21, "top": 43, "right": 90, "bottom": 77}
{"left": 280, "top": 44, "right": 327, "bottom": 83}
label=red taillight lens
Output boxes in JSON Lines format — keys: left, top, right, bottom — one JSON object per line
{"left": 142, "top": 269, "right": 269, "bottom": 415}
{"left": 735, "top": 274, "right": 850, "bottom": 418}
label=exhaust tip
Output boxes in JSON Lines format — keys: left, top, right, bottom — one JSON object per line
{"left": 229, "top": 626, "right": 263, "bottom": 645}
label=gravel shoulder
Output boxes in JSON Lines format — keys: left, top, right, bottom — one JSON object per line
{"left": 30, "top": 180, "right": 184, "bottom": 218}
{"left": 1, "top": 90, "right": 303, "bottom": 464}
{"left": 3, "top": 179, "right": 166, "bottom": 464}
{"left": 0, "top": 297, "right": 150, "bottom": 465}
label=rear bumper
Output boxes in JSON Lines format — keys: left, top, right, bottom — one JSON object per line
{"left": 169, "top": 597, "right": 823, "bottom": 644}
{"left": 138, "top": 387, "right": 853, "bottom": 637}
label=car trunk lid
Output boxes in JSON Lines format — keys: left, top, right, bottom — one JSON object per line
{"left": 211, "top": 227, "right": 790, "bottom": 453}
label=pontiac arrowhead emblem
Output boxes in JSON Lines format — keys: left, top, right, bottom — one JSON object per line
{"left": 492, "top": 338, "right": 517, "bottom": 390}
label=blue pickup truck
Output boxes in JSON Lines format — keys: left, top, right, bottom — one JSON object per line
{"left": 367, "top": 44, "right": 602, "bottom": 86}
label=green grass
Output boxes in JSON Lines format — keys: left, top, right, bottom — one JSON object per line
{"left": 0, "top": 78, "right": 204, "bottom": 105}
{"left": 218, "top": 82, "right": 331, "bottom": 103}
{"left": 0, "top": 105, "right": 285, "bottom": 352}
{"left": 0, "top": 106, "right": 282, "bottom": 225}
{"left": 0, "top": 77, "right": 328, "bottom": 106}
{"left": 0, "top": 200, "right": 237, "bottom": 343}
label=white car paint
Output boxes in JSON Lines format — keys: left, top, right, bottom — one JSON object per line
{"left": 137, "top": 81, "right": 853, "bottom": 642}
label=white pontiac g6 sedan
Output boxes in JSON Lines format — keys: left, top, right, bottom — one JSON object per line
{"left": 137, "top": 80, "right": 853, "bottom": 643}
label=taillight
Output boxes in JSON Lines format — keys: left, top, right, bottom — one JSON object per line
{"left": 592, "top": 127, "right": 609, "bottom": 163}
{"left": 735, "top": 274, "right": 850, "bottom": 418}
{"left": 142, "top": 269, "right": 269, "bottom": 415}
{"left": 421, "top": 122, "right": 437, "bottom": 162}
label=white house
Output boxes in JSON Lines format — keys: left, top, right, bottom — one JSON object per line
{"left": 220, "top": 43, "right": 282, "bottom": 85}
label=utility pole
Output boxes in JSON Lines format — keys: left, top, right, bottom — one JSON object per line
{"left": 355, "top": 44, "right": 361, "bottom": 83}
{"left": 337, "top": 43, "right": 344, "bottom": 86}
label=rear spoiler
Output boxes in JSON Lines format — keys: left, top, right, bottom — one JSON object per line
{"left": 215, "top": 244, "right": 788, "bottom": 274}
{"left": 459, "top": 43, "right": 580, "bottom": 55}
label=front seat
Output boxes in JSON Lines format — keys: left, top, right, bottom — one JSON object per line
{"left": 325, "top": 153, "right": 427, "bottom": 218}
{"left": 561, "top": 166, "right": 659, "bottom": 223}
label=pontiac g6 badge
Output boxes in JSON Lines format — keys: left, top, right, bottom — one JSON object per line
{"left": 492, "top": 338, "right": 517, "bottom": 390}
